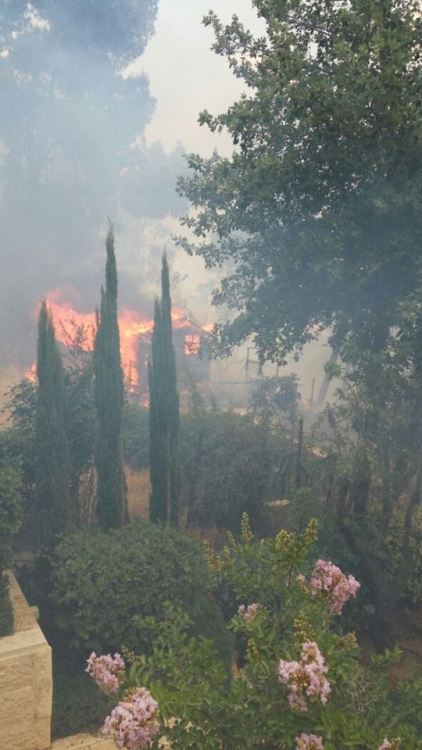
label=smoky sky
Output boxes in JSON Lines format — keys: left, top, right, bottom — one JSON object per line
{"left": 0, "top": 1, "right": 188, "bottom": 367}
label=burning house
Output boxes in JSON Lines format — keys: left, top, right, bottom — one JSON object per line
{"left": 137, "top": 320, "right": 211, "bottom": 401}
{"left": 38, "top": 292, "right": 211, "bottom": 399}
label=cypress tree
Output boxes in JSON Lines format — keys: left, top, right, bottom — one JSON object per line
{"left": 35, "top": 300, "right": 72, "bottom": 547}
{"left": 149, "top": 254, "right": 179, "bottom": 526}
{"left": 94, "top": 224, "right": 127, "bottom": 529}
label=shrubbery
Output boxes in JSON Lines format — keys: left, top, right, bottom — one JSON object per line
{"left": 87, "top": 518, "right": 422, "bottom": 750}
{"left": 122, "top": 394, "right": 289, "bottom": 532}
{"left": 51, "top": 520, "right": 227, "bottom": 655}
{"left": 122, "top": 401, "right": 149, "bottom": 471}
{"left": 180, "top": 407, "right": 277, "bottom": 531}
{"left": 0, "top": 461, "right": 21, "bottom": 636}
{"left": 52, "top": 655, "right": 114, "bottom": 740}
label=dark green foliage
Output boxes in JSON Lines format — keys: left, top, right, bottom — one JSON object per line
{"left": 35, "top": 301, "right": 72, "bottom": 548}
{"left": 149, "top": 255, "right": 180, "bottom": 526}
{"left": 120, "top": 390, "right": 293, "bottom": 532}
{"left": 0, "top": 461, "right": 21, "bottom": 635}
{"left": 94, "top": 225, "right": 127, "bottom": 529}
{"left": 50, "top": 520, "right": 223, "bottom": 655}
{"left": 62, "top": 329, "right": 96, "bottom": 494}
{"left": 2, "top": 379, "right": 37, "bottom": 511}
{"left": 0, "top": 573, "right": 13, "bottom": 636}
{"left": 112, "top": 523, "right": 422, "bottom": 749}
{"left": 3, "top": 345, "right": 96, "bottom": 528}
{"left": 178, "top": 0, "right": 422, "bottom": 366}
{"left": 251, "top": 375, "right": 300, "bottom": 433}
{"left": 391, "top": 677, "right": 422, "bottom": 737}
{"left": 176, "top": 0, "right": 422, "bottom": 648}
{"left": 64, "top": 358, "right": 96, "bottom": 521}
{"left": 180, "top": 403, "right": 278, "bottom": 532}
{"left": 122, "top": 399, "right": 149, "bottom": 470}
{"left": 52, "top": 656, "right": 113, "bottom": 740}
{"left": 311, "top": 353, "right": 422, "bottom": 646}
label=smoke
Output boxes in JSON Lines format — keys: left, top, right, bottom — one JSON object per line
{"left": 0, "top": 0, "right": 330, "bottom": 398}
{"left": 0, "top": 0, "right": 188, "bottom": 367}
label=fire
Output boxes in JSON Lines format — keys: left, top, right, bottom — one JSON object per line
{"left": 47, "top": 299, "right": 152, "bottom": 385}
{"left": 36, "top": 291, "right": 211, "bottom": 387}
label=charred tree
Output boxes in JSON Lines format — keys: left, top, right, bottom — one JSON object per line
{"left": 149, "top": 255, "right": 179, "bottom": 527}
{"left": 94, "top": 225, "right": 127, "bottom": 529}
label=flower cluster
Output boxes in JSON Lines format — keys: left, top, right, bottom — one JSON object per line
{"left": 278, "top": 641, "right": 330, "bottom": 712}
{"left": 378, "top": 740, "right": 400, "bottom": 750}
{"left": 309, "top": 560, "right": 360, "bottom": 614}
{"left": 86, "top": 652, "right": 125, "bottom": 694}
{"left": 238, "top": 603, "right": 260, "bottom": 622}
{"left": 103, "top": 687, "right": 160, "bottom": 750}
{"left": 296, "top": 733, "right": 324, "bottom": 750}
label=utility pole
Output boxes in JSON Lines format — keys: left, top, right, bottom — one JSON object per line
{"left": 245, "top": 347, "right": 264, "bottom": 381}
{"left": 296, "top": 417, "right": 304, "bottom": 489}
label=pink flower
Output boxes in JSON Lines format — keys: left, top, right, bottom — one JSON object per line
{"left": 86, "top": 652, "right": 125, "bottom": 694}
{"left": 278, "top": 641, "right": 330, "bottom": 712}
{"left": 378, "top": 741, "right": 400, "bottom": 750}
{"left": 103, "top": 687, "right": 159, "bottom": 750}
{"left": 296, "top": 733, "right": 325, "bottom": 750}
{"left": 238, "top": 603, "right": 260, "bottom": 622}
{"left": 309, "top": 560, "right": 360, "bottom": 614}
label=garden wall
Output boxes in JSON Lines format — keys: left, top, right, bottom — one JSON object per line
{"left": 0, "top": 571, "right": 52, "bottom": 749}
{"left": 0, "top": 573, "right": 115, "bottom": 750}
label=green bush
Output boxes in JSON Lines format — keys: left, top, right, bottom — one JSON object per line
{"left": 0, "top": 461, "right": 21, "bottom": 636}
{"left": 51, "top": 520, "right": 227, "bottom": 655}
{"left": 52, "top": 655, "right": 113, "bottom": 739}
{"left": 0, "top": 572, "right": 13, "bottom": 636}
{"left": 180, "top": 407, "right": 283, "bottom": 532}
{"left": 122, "top": 401, "right": 149, "bottom": 470}
{"left": 89, "top": 519, "right": 422, "bottom": 750}
{"left": 120, "top": 394, "right": 288, "bottom": 533}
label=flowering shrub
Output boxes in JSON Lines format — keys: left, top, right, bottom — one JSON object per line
{"left": 103, "top": 687, "right": 159, "bottom": 750}
{"left": 309, "top": 559, "right": 360, "bottom": 614}
{"left": 86, "top": 652, "right": 125, "bottom": 694}
{"left": 51, "top": 521, "right": 227, "bottom": 655}
{"left": 87, "top": 518, "right": 422, "bottom": 750}
{"left": 237, "top": 602, "right": 260, "bottom": 622}
{"left": 278, "top": 641, "right": 330, "bottom": 711}
{"left": 296, "top": 734, "right": 324, "bottom": 750}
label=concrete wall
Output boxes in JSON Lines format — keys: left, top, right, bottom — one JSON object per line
{"left": 0, "top": 572, "right": 52, "bottom": 750}
{"left": 0, "top": 573, "right": 116, "bottom": 750}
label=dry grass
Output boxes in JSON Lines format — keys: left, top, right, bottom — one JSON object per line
{"left": 126, "top": 467, "right": 150, "bottom": 519}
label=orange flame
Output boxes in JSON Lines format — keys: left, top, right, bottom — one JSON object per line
{"left": 34, "top": 291, "right": 211, "bottom": 387}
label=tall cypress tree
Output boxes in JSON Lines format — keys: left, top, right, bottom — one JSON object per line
{"left": 149, "top": 254, "right": 179, "bottom": 526}
{"left": 35, "top": 300, "right": 72, "bottom": 547}
{"left": 94, "top": 224, "right": 127, "bottom": 529}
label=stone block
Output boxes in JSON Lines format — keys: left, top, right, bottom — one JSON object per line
{"left": 0, "top": 572, "right": 52, "bottom": 750}
{"left": 52, "top": 734, "right": 116, "bottom": 749}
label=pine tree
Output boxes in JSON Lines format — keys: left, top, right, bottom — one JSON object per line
{"left": 35, "top": 300, "right": 72, "bottom": 547}
{"left": 94, "top": 224, "right": 127, "bottom": 529}
{"left": 149, "top": 254, "right": 179, "bottom": 526}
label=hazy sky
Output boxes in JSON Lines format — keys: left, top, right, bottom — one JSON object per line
{"left": 141, "top": 0, "right": 264, "bottom": 154}
{"left": 0, "top": 1, "right": 265, "bottom": 366}
{"left": 117, "top": 1, "right": 265, "bottom": 320}
{"left": 0, "top": 1, "right": 330, "bottom": 390}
